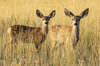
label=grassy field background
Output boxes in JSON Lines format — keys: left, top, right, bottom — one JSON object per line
{"left": 0, "top": 0, "right": 100, "bottom": 66}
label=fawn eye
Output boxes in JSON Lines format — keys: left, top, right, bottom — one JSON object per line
{"left": 45, "top": 22, "right": 48, "bottom": 24}
{"left": 74, "top": 23, "right": 77, "bottom": 26}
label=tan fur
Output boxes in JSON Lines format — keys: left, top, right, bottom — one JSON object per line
{"left": 50, "top": 8, "right": 89, "bottom": 51}
{"left": 50, "top": 25, "right": 73, "bottom": 50}
{"left": 51, "top": 25, "right": 72, "bottom": 43}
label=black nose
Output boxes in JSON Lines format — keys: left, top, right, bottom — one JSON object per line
{"left": 45, "top": 22, "right": 48, "bottom": 24}
{"left": 74, "top": 23, "right": 77, "bottom": 26}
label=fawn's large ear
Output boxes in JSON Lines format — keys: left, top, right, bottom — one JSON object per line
{"left": 64, "top": 8, "right": 74, "bottom": 18}
{"left": 80, "top": 8, "right": 89, "bottom": 18}
{"left": 36, "top": 9, "right": 44, "bottom": 18}
{"left": 49, "top": 10, "right": 56, "bottom": 18}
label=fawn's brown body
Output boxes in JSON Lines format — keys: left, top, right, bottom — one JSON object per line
{"left": 8, "top": 9, "right": 56, "bottom": 52}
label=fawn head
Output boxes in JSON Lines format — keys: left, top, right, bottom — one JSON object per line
{"left": 64, "top": 8, "right": 89, "bottom": 26}
{"left": 36, "top": 9, "right": 56, "bottom": 26}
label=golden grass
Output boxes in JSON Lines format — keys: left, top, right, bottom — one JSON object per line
{"left": 0, "top": 0, "right": 100, "bottom": 66}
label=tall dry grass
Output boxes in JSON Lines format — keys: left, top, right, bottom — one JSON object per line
{"left": 0, "top": 0, "right": 100, "bottom": 66}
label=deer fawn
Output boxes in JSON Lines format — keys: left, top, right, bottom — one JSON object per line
{"left": 50, "top": 8, "right": 89, "bottom": 51}
{"left": 8, "top": 9, "right": 56, "bottom": 52}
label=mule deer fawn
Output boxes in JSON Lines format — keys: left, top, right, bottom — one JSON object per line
{"left": 50, "top": 8, "right": 89, "bottom": 51}
{"left": 8, "top": 9, "right": 56, "bottom": 52}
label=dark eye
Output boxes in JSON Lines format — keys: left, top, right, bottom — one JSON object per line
{"left": 45, "top": 22, "right": 48, "bottom": 24}
{"left": 74, "top": 23, "right": 77, "bottom": 26}
{"left": 72, "top": 19, "right": 74, "bottom": 20}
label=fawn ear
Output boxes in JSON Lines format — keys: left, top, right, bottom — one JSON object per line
{"left": 49, "top": 10, "right": 56, "bottom": 18}
{"left": 64, "top": 8, "right": 74, "bottom": 18}
{"left": 36, "top": 9, "right": 44, "bottom": 18}
{"left": 80, "top": 8, "right": 89, "bottom": 18}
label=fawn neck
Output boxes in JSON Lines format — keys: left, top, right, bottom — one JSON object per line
{"left": 41, "top": 21, "right": 48, "bottom": 34}
{"left": 72, "top": 21, "right": 80, "bottom": 42}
